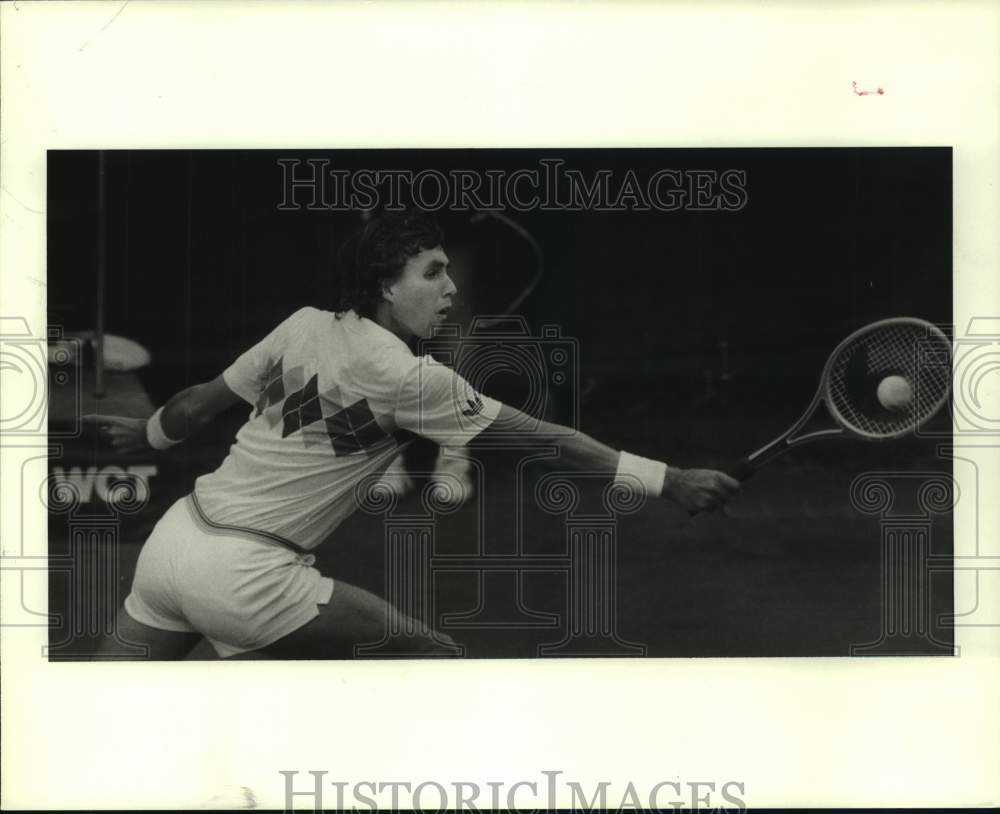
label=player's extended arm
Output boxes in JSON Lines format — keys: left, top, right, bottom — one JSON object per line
{"left": 82, "top": 374, "right": 244, "bottom": 454}
{"left": 473, "top": 404, "right": 739, "bottom": 513}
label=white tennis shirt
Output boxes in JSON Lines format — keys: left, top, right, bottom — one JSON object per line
{"left": 194, "top": 307, "right": 501, "bottom": 550}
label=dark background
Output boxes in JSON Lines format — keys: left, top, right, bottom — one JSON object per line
{"left": 48, "top": 149, "right": 951, "bottom": 395}
{"left": 47, "top": 148, "right": 954, "bottom": 658}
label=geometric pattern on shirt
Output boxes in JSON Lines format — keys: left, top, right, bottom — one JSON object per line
{"left": 254, "top": 357, "right": 305, "bottom": 418}
{"left": 256, "top": 356, "right": 391, "bottom": 456}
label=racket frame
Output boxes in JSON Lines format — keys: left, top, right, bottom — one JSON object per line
{"left": 742, "top": 316, "right": 951, "bottom": 472}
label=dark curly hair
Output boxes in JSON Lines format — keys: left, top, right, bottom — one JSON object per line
{"left": 335, "top": 209, "right": 445, "bottom": 319}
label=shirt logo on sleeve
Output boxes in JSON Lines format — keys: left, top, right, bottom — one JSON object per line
{"left": 461, "top": 393, "right": 484, "bottom": 418}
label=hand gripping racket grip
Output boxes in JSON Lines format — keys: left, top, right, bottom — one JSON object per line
{"left": 687, "top": 457, "right": 756, "bottom": 516}
{"left": 727, "top": 456, "right": 757, "bottom": 482}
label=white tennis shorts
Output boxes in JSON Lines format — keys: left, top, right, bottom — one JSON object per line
{"left": 124, "top": 494, "right": 334, "bottom": 658}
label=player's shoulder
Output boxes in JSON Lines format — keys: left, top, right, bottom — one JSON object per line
{"left": 365, "top": 335, "right": 417, "bottom": 381}
{"left": 396, "top": 353, "right": 459, "bottom": 394}
{"left": 335, "top": 314, "right": 414, "bottom": 379}
{"left": 285, "top": 305, "right": 326, "bottom": 325}
{"left": 267, "top": 305, "right": 325, "bottom": 334}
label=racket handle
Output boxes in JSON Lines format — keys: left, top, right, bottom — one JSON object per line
{"left": 727, "top": 457, "right": 757, "bottom": 482}
{"left": 687, "top": 457, "right": 757, "bottom": 517}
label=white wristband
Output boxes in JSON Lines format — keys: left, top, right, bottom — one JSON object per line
{"left": 614, "top": 451, "right": 668, "bottom": 498}
{"left": 146, "top": 406, "right": 182, "bottom": 450}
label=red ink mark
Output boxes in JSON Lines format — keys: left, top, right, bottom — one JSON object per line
{"left": 852, "top": 81, "right": 885, "bottom": 96}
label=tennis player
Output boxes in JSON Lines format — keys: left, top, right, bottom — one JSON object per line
{"left": 84, "top": 210, "right": 739, "bottom": 660}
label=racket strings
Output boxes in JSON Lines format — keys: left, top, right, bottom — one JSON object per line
{"left": 827, "top": 323, "right": 951, "bottom": 438}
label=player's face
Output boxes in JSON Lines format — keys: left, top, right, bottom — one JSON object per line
{"left": 384, "top": 246, "right": 457, "bottom": 339}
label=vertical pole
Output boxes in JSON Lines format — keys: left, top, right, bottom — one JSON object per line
{"left": 184, "top": 155, "right": 194, "bottom": 385}
{"left": 94, "top": 152, "right": 107, "bottom": 398}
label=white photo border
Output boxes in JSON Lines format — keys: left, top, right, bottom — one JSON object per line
{"left": 2, "top": 1, "right": 998, "bottom": 810}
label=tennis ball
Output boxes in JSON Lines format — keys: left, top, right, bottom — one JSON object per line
{"left": 877, "top": 375, "right": 913, "bottom": 411}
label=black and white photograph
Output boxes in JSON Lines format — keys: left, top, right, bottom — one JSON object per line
{"left": 47, "top": 147, "right": 954, "bottom": 661}
{"left": 2, "top": 3, "right": 998, "bottom": 812}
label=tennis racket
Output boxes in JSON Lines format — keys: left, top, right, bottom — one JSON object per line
{"left": 727, "top": 316, "right": 952, "bottom": 482}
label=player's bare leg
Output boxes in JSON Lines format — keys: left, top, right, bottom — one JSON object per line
{"left": 245, "top": 581, "right": 460, "bottom": 660}
{"left": 94, "top": 606, "right": 203, "bottom": 660}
